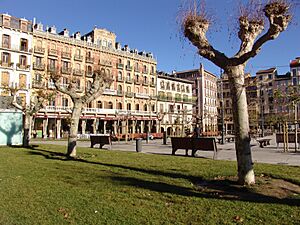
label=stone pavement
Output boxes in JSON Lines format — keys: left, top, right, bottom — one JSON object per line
{"left": 32, "top": 134, "right": 300, "bottom": 166}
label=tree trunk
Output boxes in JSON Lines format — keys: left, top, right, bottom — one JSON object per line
{"left": 67, "top": 101, "right": 83, "bottom": 157}
{"left": 23, "top": 113, "right": 32, "bottom": 147}
{"left": 226, "top": 65, "right": 255, "bottom": 185}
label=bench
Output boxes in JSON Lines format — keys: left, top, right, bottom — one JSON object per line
{"left": 276, "top": 133, "right": 300, "bottom": 148}
{"left": 170, "top": 137, "right": 218, "bottom": 159}
{"left": 256, "top": 138, "right": 271, "bottom": 148}
{"left": 90, "top": 134, "right": 112, "bottom": 149}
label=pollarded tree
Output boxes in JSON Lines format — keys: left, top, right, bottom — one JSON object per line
{"left": 10, "top": 89, "right": 52, "bottom": 147}
{"left": 51, "top": 69, "right": 112, "bottom": 157}
{"left": 181, "top": 0, "right": 292, "bottom": 185}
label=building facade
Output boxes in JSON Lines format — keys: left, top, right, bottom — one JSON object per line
{"left": 175, "top": 64, "right": 218, "bottom": 135}
{"left": 26, "top": 17, "right": 157, "bottom": 138}
{"left": 156, "top": 72, "right": 193, "bottom": 136}
{"left": 0, "top": 14, "right": 33, "bottom": 106}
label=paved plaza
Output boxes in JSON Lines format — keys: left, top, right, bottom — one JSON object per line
{"left": 31, "top": 134, "right": 300, "bottom": 166}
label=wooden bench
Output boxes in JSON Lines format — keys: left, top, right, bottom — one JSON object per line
{"left": 276, "top": 133, "right": 300, "bottom": 148}
{"left": 256, "top": 138, "right": 271, "bottom": 148}
{"left": 171, "top": 137, "right": 218, "bottom": 159}
{"left": 90, "top": 134, "right": 112, "bottom": 149}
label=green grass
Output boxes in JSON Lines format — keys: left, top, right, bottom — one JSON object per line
{"left": 0, "top": 144, "right": 299, "bottom": 225}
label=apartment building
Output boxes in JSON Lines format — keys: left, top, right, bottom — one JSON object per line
{"left": 156, "top": 72, "right": 193, "bottom": 136}
{"left": 0, "top": 14, "right": 157, "bottom": 139}
{"left": 0, "top": 14, "right": 33, "bottom": 106}
{"left": 175, "top": 64, "right": 218, "bottom": 135}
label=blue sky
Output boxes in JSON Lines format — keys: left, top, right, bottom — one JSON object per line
{"left": 2, "top": 0, "right": 299, "bottom": 76}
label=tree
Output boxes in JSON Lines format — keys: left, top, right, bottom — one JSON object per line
{"left": 10, "top": 88, "right": 52, "bottom": 147}
{"left": 181, "top": 0, "right": 291, "bottom": 185}
{"left": 51, "top": 69, "right": 112, "bottom": 157}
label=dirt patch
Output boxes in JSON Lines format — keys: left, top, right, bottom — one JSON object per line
{"left": 195, "top": 175, "right": 300, "bottom": 203}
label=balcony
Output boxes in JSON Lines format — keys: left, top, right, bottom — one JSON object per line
{"left": 34, "top": 47, "right": 45, "bottom": 54}
{"left": 61, "top": 67, "right": 72, "bottom": 75}
{"left": 48, "top": 49, "right": 58, "bottom": 57}
{"left": 61, "top": 52, "right": 71, "bottom": 59}
{"left": 117, "top": 90, "right": 124, "bottom": 96}
{"left": 183, "top": 98, "right": 192, "bottom": 103}
{"left": 142, "top": 80, "right": 149, "bottom": 86}
{"left": 103, "top": 89, "right": 117, "bottom": 96}
{"left": 32, "top": 80, "right": 45, "bottom": 89}
{"left": 166, "top": 96, "right": 174, "bottom": 101}
{"left": 134, "top": 67, "right": 140, "bottom": 73}
{"left": 126, "top": 92, "right": 134, "bottom": 98}
{"left": 117, "top": 63, "right": 124, "bottom": 69}
{"left": 33, "top": 63, "right": 45, "bottom": 70}
{"left": 142, "top": 69, "right": 149, "bottom": 74}
{"left": 47, "top": 65, "right": 58, "bottom": 73}
{"left": 86, "top": 57, "right": 94, "bottom": 63}
{"left": 99, "top": 60, "right": 112, "bottom": 67}
{"left": 16, "top": 64, "right": 30, "bottom": 71}
{"left": 75, "top": 87, "right": 84, "bottom": 93}
{"left": 117, "top": 76, "right": 124, "bottom": 82}
{"left": 175, "top": 97, "right": 182, "bottom": 102}
{"left": 73, "top": 69, "right": 84, "bottom": 76}
{"left": 125, "top": 77, "right": 133, "bottom": 84}
{"left": 82, "top": 108, "right": 116, "bottom": 115}
{"left": 74, "top": 55, "right": 83, "bottom": 61}
{"left": 134, "top": 79, "right": 141, "bottom": 85}
{"left": 158, "top": 95, "right": 166, "bottom": 101}
{"left": 150, "top": 95, "right": 157, "bottom": 100}
{"left": 86, "top": 72, "right": 93, "bottom": 78}
{"left": 125, "top": 65, "right": 132, "bottom": 71}
{"left": 0, "top": 61, "right": 14, "bottom": 69}
{"left": 135, "top": 93, "right": 150, "bottom": 99}
{"left": 150, "top": 82, "right": 156, "bottom": 87}
{"left": 44, "top": 106, "right": 72, "bottom": 112}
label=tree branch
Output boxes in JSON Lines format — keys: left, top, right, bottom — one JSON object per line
{"left": 233, "top": 1, "right": 291, "bottom": 65}
{"left": 183, "top": 16, "right": 229, "bottom": 68}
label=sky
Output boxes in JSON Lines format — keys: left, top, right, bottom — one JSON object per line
{"left": 1, "top": 0, "right": 300, "bottom": 76}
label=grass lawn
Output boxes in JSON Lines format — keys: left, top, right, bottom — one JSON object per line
{"left": 0, "top": 144, "right": 299, "bottom": 225}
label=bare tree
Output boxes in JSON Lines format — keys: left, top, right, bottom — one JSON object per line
{"left": 51, "top": 69, "right": 112, "bottom": 157}
{"left": 181, "top": 0, "right": 292, "bottom": 185}
{"left": 10, "top": 89, "right": 52, "bottom": 147}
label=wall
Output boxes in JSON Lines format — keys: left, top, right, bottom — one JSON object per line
{"left": 0, "top": 110, "right": 23, "bottom": 145}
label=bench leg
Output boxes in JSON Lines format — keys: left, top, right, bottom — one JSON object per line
{"left": 185, "top": 149, "right": 189, "bottom": 156}
{"left": 172, "top": 148, "right": 176, "bottom": 155}
{"left": 100, "top": 144, "right": 104, "bottom": 149}
{"left": 191, "top": 149, "right": 196, "bottom": 157}
{"left": 213, "top": 150, "right": 217, "bottom": 160}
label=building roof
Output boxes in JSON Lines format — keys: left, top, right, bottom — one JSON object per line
{"left": 290, "top": 58, "right": 300, "bottom": 68}
{"left": 256, "top": 67, "right": 277, "bottom": 74}
{"left": 157, "top": 72, "right": 194, "bottom": 84}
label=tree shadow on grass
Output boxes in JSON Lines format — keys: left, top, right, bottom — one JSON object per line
{"left": 27, "top": 147, "right": 300, "bottom": 207}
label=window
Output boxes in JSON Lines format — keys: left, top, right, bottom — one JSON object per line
{"left": 160, "top": 104, "right": 164, "bottom": 113}
{"left": 35, "top": 73, "right": 42, "bottom": 82}
{"left": 135, "top": 104, "right": 139, "bottom": 110}
{"left": 1, "top": 71, "right": 10, "bottom": 87}
{"left": 62, "top": 98, "right": 69, "bottom": 107}
{"left": 76, "top": 79, "right": 81, "bottom": 89}
{"left": 108, "top": 101, "right": 113, "bottom": 109}
{"left": 127, "top": 103, "right": 131, "bottom": 110}
{"left": 49, "top": 59, "right": 56, "bottom": 69}
{"left": 160, "top": 81, "right": 164, "bottom": 89}
{"left": 87, "top": 65, "right": 93, "bottom": 75}
{"left": 76, "top": 49, "right": 81, "bottom": 56}
{"left": 62, "top": 61, "right": 69, "bottom": 69}
{"left": 2, "top": 34, "right": 10, "bottom": 48}
{"left": 35, "top": 56, "right": 42, "bottom": 65}
{"left": 86, "top": 80, "right": 92, "bottom": 90}
{"left": 171, "top": 83, "right": 175, "bottom": 91}
{"left": 127, "top": 86, "right": 131, "bottom": 92}
{"left": 117, "top": 102, "right": 122, "bottom": 109}
{"left": 127, "top": 60, "right": 130, "bottom": 66}
{"left": 19, "top": 74, "right": 26, "bottom": 89}
{"left": 151, "top": 104, "right": 155, "bottom": 112}
{"left": 118, "top": 71, "right": 123, "bottom": 80}
{"left": 2, "top": 52, "right": 10, "bottom": 64}
{"left": 151, "top": 66, "right": 154, "bottom": 74}
{"left": 49, "top": 99, "right": 55, "bottom": 106}
{"left": 97, "top": 101, "right": 102, "bottom": 108}
{"left": 144, "top": 104, "right": 147, "bottom": 111}
{"left": 20, "top": 38, "right": 28, "bottom": 51}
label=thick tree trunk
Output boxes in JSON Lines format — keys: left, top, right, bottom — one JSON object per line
{"left": 67, "top": 102, "right": 83, "bottom": 157}
{"left": 23, "top": 114, "right": 32, "bottom": 147}
{"left": 226, "top": 65, "right": 255, "bottom": 185}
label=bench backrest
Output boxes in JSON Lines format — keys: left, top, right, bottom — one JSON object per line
{"left": 192, "top": 138, "right": 217, "bottom": 151}
{"left": 170, "top": 137, "right": 217, "bottom": 151}
{"left": 171, "top": 137, "right": 193, "bottom": 149}
{"left": 90, "top": 135, "right": 111, "bottom": 144}
{"left": 276, "top": 133, "right": 300, "bottom": 143}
